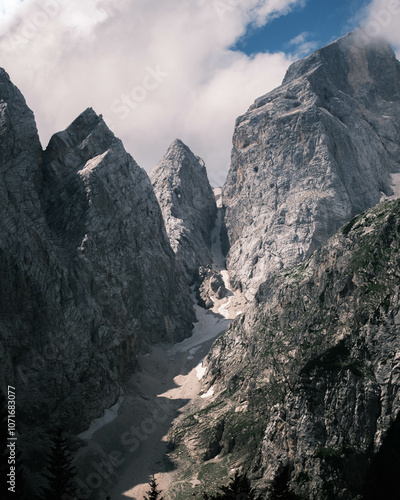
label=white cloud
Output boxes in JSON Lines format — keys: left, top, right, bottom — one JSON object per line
{"left": 287, "top": 31, "right": 319, "bottom": 58}
{"left": 361, "top": 0, "right": 400, "bottom": 56}
{"left": 0, "top": 0, "right": 304, "bottom": 183}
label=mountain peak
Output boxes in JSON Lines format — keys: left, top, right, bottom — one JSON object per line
{"left": 163, "top": 138, "right": 204, "bottom": 167}
{"left": 43, "top": 107, "right": 119, "bottom": 180}
{"left": 63, "top": 107, "right": 112, "bottom": 141}
{"left": 223, "top": 29, "right": 400, "bottom": 298}
{"left": 283, "top": 29, "right": 400, "bottom": 99}
{"left": 169, "top": 138, "right": 187, "bottom": 150}
{"left": 0, "top": 66, "right": 41, "bottom": 159}
{"left": 71, "top": 106, "right": 100, "bottom": 123}
{"left": 150, "top": 140, "right": 216, "bottom": 282}
{"left": 0, "top": 67, "right": 11, "bottom": 83}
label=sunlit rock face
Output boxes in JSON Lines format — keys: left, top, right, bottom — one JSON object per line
{"left": 150, "top": 139, "right": 217, "bottom": 284}
{"left": 223, "top": 30, "right": 400, "bottom": 299}
{"left": 166, "top": 32, "right": 400, "bottom": 500}
{"left": 170, "top": 199, "right": 400, "bottom": 499}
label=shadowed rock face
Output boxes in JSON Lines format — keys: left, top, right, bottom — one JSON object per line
{"left": 150, "top": 139, "right": 217, "bottom": 284}
{"left": 0, "top": 71, "right": 194, "bottom": 434}
{"left": 223, "top": 30, "right": 400, "bottom": 299}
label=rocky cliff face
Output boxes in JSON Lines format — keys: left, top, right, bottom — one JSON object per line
{"left": 150, "top": 139, "right": 217, "bottom": 283}
{"left": 169, "top": 199, "right": 400, "bottom": 499}
{"left": 223, "top": 30, "right": 400, "bottom": 299}
{"left": 0, "top": 70, "right": 194, "bottom": 435}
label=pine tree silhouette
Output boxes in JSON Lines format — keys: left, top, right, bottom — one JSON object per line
{"left": 269, "top": 465, "right": 298, "bottom": 500}
{"left": 42, "top": 429, "right": 77, "bottom": 500}
{"left": 203, "top": 471, "right": 261, "bottom": 499}
{"left": 143, "top": 475, "right": 164, "bottom": 500}
{"left": 363, "top": 411, "right": 400, "bottom": 500}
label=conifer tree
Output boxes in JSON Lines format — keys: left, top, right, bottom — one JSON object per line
{"left": 269, "top": 465, "right": 298, "bottom": 500}
{"left": 42, "top": 429, "right": 77, "bottom": 500}
{"left": 203, "top": 471, "right": 261, "bottom": 499}
{"left": 143, "top": 475, "right": 164, "bottom": 500}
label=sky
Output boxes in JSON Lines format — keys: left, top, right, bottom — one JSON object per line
{"left": 0, "top": 0, "right": 399, "bottom": 186}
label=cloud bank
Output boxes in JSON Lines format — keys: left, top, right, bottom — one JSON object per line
{"left": 0, "top": 0, "right": 304, "bottom": 184}
{"left": 1, "top": 1, "right": 398, "bottom": 184}
{"left": 362, "top": 0, "right": 400, "bottom": 56}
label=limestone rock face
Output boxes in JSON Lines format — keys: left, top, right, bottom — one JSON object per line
{"left": 0, "top": 72, "right": 194, "bottom": 434}
{"left": 170, "top": 199, "right": 400, "bottom": 499}
{"left": 150, "top": 139, "right": 217, "bottom": 283}
{"left": 223, "top": 31, "right": 400, "bottom": 298}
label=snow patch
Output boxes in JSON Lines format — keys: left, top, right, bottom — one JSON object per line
{"left": 200, "top": 386, "right": 214, "bottom": 398}
{"left": 390, "top": 173, "right": 400, "bottom": 199}
{"left": 169, "top": 303, "right": 231, "bottom": 355}
{"left": 196, "top": 363, "right": 206, "bottom": 380}
{"left": 77, "top": 396, "right": 124, "bottom": 440}
{"left": 213, "top": 187, "right": 223, "bottom": 208}
{"left": 79, "top": 150, "right": 109, "bottom": 177}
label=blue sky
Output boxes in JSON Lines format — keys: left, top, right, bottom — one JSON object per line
{"left": 235, "top": 0, "right": 371, "bottom": 56}
{"left": 0, "top": 0, "right": 398, "bottom": 185}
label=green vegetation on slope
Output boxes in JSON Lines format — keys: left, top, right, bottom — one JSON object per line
{"left": 168, "top": 199, "right": 400, "bottom": 499}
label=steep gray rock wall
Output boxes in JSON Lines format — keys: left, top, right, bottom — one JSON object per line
{"left": 169, "top": 199, "right": 400, "bottom": 499}
{"left": 0, "top": 71, "right": 194, "bottom": 435}
{"left": 0, "top": 68, "right": 66, "bottom": 428}
{"left": 40, "top": 109, "right": 193, "bottom": 346}
{"left": 150, "top": 139, "right": 217, "bottom": 283}
{"left": 223, "top": 30, "right": 400, "bottom": 298}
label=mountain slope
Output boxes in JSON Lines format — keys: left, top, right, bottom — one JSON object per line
{"left": 223, "top": 30, "right": 400, "bottom": 299}
{"left": 169, "top": 198, "right": 400, "bottom": 499}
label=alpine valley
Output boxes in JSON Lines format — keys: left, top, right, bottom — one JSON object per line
{"left": 1, "top": 29, "right": 400, "bottom": 500}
